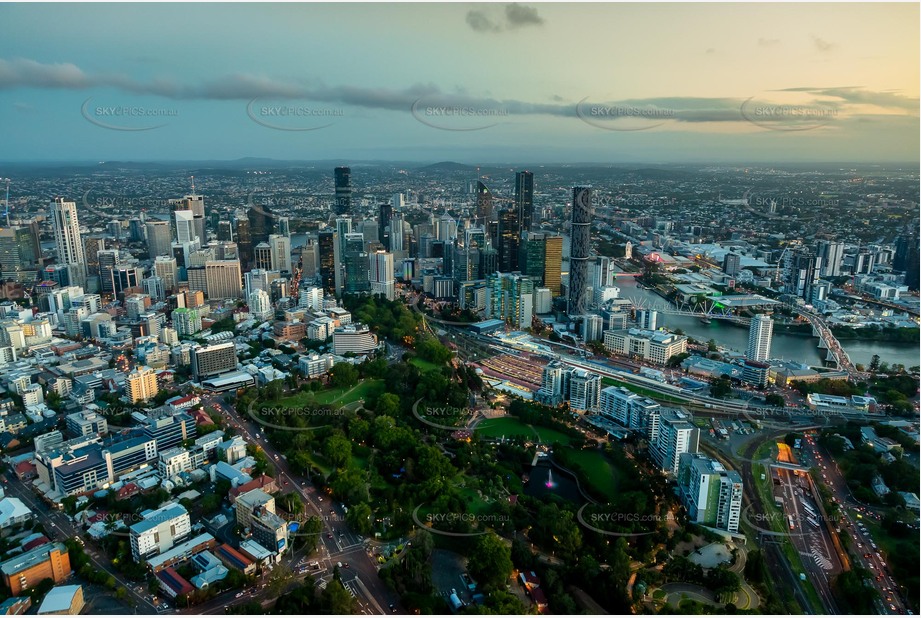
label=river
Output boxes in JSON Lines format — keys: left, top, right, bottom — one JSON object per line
{"left": 613, "top": 276, "right": 919, "bottom": 368}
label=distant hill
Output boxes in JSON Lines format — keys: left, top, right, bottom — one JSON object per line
{"left": 418, "top": 161, "right": 477, "bottom": 172}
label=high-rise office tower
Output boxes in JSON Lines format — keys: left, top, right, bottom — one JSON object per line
{"left": 497, "top": 207, "right": 520, "bottom": 273}
{"left": 146, "top": 220, "right": 172, "bottom": 258}
{"left": 204, "top": 260, "right": 243, "bottom": 300}
{"left": 568, "top": 187, "right": 592, "bottom": 316}
{"left": 438, "top": 212, "right": 457, "bottom": 243}
{"left": 268, "top": 234, "right": 291, "bottom": 273}
{"left": 475, "top": 181, "right": 493, "bottom": 223}
{"left": 0, "top": 226, "right": 40, "bottom": 281}
{"left": 235, "top": 216, "right": 252, "bottom": 267}
{"left": 154, "top": 256, "right": 178, "bottom": 293}
{"left": 747, "top": 313, "right": 773, "bottom": 362}
{"left": 174, "top": 194, "right": 205, "bottom": 245}
{"left": 390, "top": 212, "right": 405, "bottom": 254}
{"left": 334, "top": 167, "right": 351, "bottom": 215}
{"left": 217, "top": 220, "right": 234, "bottom": 242}
{"left": 175, "top": 210, "right": 196, "bottom": 245}
{"left": 300, "top": 241, "right": 319, "bottom": 279}
{"left": 248, "top": 204, "right": 273, "bottom": 245}
{"left": 318, "top": 231, "right": 341, "bottom": 296}
{"left": 276, "top": 217, "right": 290, "bottom": 238}
{"left": 335, "top": 218, "right": 352, "bottom": 254}
{"left": 515, "top": 171, "right": 534, "bottom": 233}
{"left": 369, "top": 250, "right": 395, "bottom": 300}
{"left": 594, "top": 255, "right": 615, "bottom": 289}
{"left": 97, "top": 249, "right": 121, "bottom": 295}
{"left": 816, "top": 240, "right": 844, "bottom": 277}
{"left": 50, "top": 198, "right": 86, "bottom": 285}
{"left": 784, "top": 246, "right": 821, "bottom": 300}
{"left": 378, "top": 202, "right": 393, "bottom": 248}
{"left": 343, "top": 232, "right": 370, "bottom": 294}
{"left": 722, "top": 252, "right": 741, "bottom": 277}
{"left": 253, "top": 243, "right": 272, "bottom": 270}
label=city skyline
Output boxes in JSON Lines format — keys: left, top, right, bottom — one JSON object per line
{"left": 0, "top": 3, "right": 917, "bottom": 163}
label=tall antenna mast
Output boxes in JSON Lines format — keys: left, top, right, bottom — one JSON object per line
{"left": 190, "top": 175, "right": 196, "bottom": 196}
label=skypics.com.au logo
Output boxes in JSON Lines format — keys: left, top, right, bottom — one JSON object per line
{"left": 81, "top": 97, "right": 179, "bottom": 131}
{"left": 246, "top": 400, "right": 356, "bottom": 433}
{"left": 576, "top": 504, "right": 675, "bottom": 538}
{"left": 411, "top": 505, "right": 510, "bottom": 537}
{"left": 410, "top": 398, "right": 478, "bottom": 432}
{"left": 246, "top": 98, "right": 345, "bottom": 132}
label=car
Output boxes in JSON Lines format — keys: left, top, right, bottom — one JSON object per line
{"left": 327, "top": 532, "right": 333, "bottom": 539}
{"left": 389, "top": 603, "right": 397, "bottom": 613}
{"left": 343, "top": 562, "right": 349, "bottom": 568}
{"left": 891, "top": 605, "right": 897, "bottom": 612}
{"left": 337, "top": 562, "right": 343, "bottom": 568}
{"left": 318, "top": 496, "right": 323, "bottom": 502}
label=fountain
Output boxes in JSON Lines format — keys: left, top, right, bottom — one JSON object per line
{"left": 545, "top": 469, "right": 556, "bottom": 489}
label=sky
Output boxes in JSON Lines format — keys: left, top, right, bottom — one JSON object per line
{"left": 0, "top": 2, "right": 918, "bottom": 164}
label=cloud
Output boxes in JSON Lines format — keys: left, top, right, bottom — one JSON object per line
{"left": 811, "top": 35, "right": 834, "bottom": 52}
{"left": 466, "top": 3, "right": 543, "bottom": 33}
{"left": 0, "top": 58, "right": 914, "bottom": 127}
{"left": 758, "top": 38, "right": 780, "bottom": 47}
{"left": 465, "top": 11, "right": 501, "bottom": 33}
{"left": 505, "top": 3, "right": 544, "bottom": 28}
{"left": 780, "top": 86, "right": 919, "bottom": 112}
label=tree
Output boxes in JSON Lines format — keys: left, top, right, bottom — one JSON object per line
{"left": 324, "top": 432, "right": 352, "bottom": 469}
{"left": 765, "top": 393, "right": 785, "bottom": 407}
{"left": 869, "top": 354, "right": 881, "bottom": 372}
{"left": 329, "top": 363, "right": 359, "bottom": 389}
{"left": 466, "top": 533, "right": 513, "bottom": 592}
{"left": 707, "top": 339, "right": 718, "bottom": 352}
{"left": 346, "top": 502, "right": 374, "bottom": 536}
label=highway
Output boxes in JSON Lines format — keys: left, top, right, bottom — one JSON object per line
{"left": 799, "top": 434, "right": 909, "bottom": 614}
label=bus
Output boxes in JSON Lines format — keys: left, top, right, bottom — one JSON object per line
{"left": 788, "top": 515, "right": 796, "bottom": 530}
{"left": 802, "top": 503, "right": 817, "bottom": 518}
{"left": 806, "top": 516, "right": 820, "bottom": 528}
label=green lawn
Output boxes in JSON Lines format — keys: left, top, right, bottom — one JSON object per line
{"left": 409, "top": 357, "right": 442, "bottom": 373}
{"left": 601, "top": 377, "right": 689, "bottom": 405}
{"left": 558, "top": 447, "right": 621, "bottom": 495}
{"left": 274, "top": 379, "right": 386, "bottom": 409}
{"left": 475, "top": 417, "right": 573, "bottom": 445}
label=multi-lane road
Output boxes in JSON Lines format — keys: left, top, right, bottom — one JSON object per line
{"left": 3, "top": 475, "right": 162, "bottom": 614}
{"left": 799, "top": 434, "right": 910, "bottom": 615}
{"left": 199, "top": 394, "right": 399, "bottom": 615}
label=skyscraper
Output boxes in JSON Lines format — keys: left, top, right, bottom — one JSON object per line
{"left": 515, "top": 171, "right": 534, "bottom": 233}
{"left": 268, "top": 234, "right": 291, "bottom": 273}
{"left": 747, "top": 313, "right": 773, "bottom": 362}
{"left": 378, "top": 202, "right": 393, "bottom": 248}
{"left": 175, "top": 194, "right": 206, "bottom": 245}
{"left": 369, "top": 250, "right": 395, "bottom": 300}
{"left": 343, "top": 232, "right": 370, "bottom": 293}
{"left": 248, "top": 204, "right": 273, "bottom": 245}
{"left": 722, "top": 252, "right": 741, "bottom": 277}
{"left": 204, "top": 260, "right": 243, "bottom": 300}
{"left": 146, "top": 220, "right": 172, "bottom": 258}
{"left": 318, "top": 230, "right": 341, "bottom": 296}
{"left": 154, "top": 256, "right": 178, "bottom": 294}
{"left": 497, "top": 207, "right": 520, "bottom": 273}
{"left": 784, "top": 246, "right": 821, "bottom": 300}
{"left": 175, "top": 210, "right": 196, "bottom": 245}
{"left": 334, "top": 167, "right": 351, "bottom": 215}
{"left": 475, "top": 181, "right": 493, "bottom": 223}
{"left": 50, "top": 198, "right": 86, "bottom": 285}
{"left": 568, "top": 187, "right": 592, "bottom": 316}
{"left": 816, "top": 240, "right": 844, "bottom": 277}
